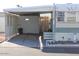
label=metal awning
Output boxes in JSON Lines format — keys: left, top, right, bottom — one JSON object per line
{"left": 4, "top": 5, "right": 53, "bottom": 15}
{"left": 4, "top": 4, "right": 79, "bottom": 15}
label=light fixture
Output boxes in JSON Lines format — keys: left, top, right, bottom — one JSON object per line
{"left": 25, "top": 18, "right": 29, "bottom": 21}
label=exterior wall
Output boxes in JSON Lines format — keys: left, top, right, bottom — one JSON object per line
{"left": 5, "top": 13, "right": 19, "bottom": 39}
{"left": 76, "top": 12, "right": 79, "bottom": 22}
{"left": 56, "top": 22, "right": 79, "bottom": 28}
{"left": 56, "top": 11, "right": 79, "bottom": 33}
{"left": 18, "top": 15, "right": 40, "bottom": 34}
{"left": 56, "top": 11, "right": 79, "bottom": 23}
{"left": 55, "top": 33, "right": 74, "bottom": 41}
{"left": 0, "top": 13, "right": 5, "bottom": 32}
{"left": 56, "top": 28, "right": 79, "bottom": 33}
{"left": 0, "top": 16, "right": 5, "bottom": 32}
{"left": 5, "top": 13, "right": 40, "bottom": 40}
{"left": 43, "top": 32, "right": 77, "bottom": 41}
{"left": 44, "top": 9, "right": 79, "bottom": 42}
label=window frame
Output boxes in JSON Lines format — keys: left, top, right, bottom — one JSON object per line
{"left": 57, "top": 11, "right": 65, "bottom": 22}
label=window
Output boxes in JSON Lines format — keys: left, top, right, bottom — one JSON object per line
{"left": 57, "top": 12, "right": 64, "bottom": 21}
{"left": 67, "top": 17, "right": 76, "bottom": 22}
{"left": 66, "top": 12, "right": 76, "bottom": 22}
{"left": 57, "top": 17, "right": 64, "bottom": 21}
{"left": 67, "top": 11, "right": 76, "bottom": 15}
{"left": 25, "top": 18, "right": 29, "bottom": 21}
{"left": 57, "top": 12, "right": 64, "bottom": 16}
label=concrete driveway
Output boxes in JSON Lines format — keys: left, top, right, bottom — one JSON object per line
{"left": 0, "top": 41, "right": 79, "bottom": 56}
{"left": 0, "top": 35, "right": 79, "bottom": 56}
{"left": 1, "top": 42, "right": 79, "bottom": 56}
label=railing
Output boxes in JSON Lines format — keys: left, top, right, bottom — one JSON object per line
{"left": 43, "top": 32, "right": 79, "bottom": 42}
{"left": 43, "top": 32, "right": 53, "bottom": 39}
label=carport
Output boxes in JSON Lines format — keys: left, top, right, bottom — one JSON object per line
{"left": 4, "top": 5, "right": 53, "bottom": 40}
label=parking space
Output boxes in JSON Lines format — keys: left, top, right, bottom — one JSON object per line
{"left": 0, "top": 41, "right": 79, "bottom": 56}
{"left": 8, "top": 34, "right": 40, "bottom": 49}
{"left": 1, "top": 34, "right": 79, "bottom": 55}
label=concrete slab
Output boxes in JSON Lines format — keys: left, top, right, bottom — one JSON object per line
{"left": 0, "top": 35, "right": 79, "bottom": 56}
{"left": 0, "top": 41, "right": 79, "bottom": 56}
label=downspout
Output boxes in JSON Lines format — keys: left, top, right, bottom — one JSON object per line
{"left": 52, "top": 3, "right": 56, "bottom": 41}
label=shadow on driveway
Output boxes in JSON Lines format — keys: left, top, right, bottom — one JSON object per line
{"left": 42, "top": 46, "right": 79, "bottom": 54}
{"left": 8, "top": 34, "right": 40, "bottom": 49}
{"left": 8, "top": 34, "right": 79, "bottom": 54}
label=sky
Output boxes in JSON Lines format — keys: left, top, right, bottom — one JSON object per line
{"left": 0, "top": 0, "right": 79, "bottom": 12}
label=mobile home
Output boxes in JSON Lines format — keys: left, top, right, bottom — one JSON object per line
{"left": 4, "top": 4, "right": 79, "bottom": 52}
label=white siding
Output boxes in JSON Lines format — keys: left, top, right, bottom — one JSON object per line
{"left": 0, "top": 16, "right": 5, "bottom": 32}
{"left": 56, "top": 22, "right": 79, "bottom": 28}
{"left": 76, "top": 12, "right": 79, "bottom": 22}
{"left": 56, "top": 11, "right": 79, "bottom": 28}
{"left": 55, "top": 33, "right": 74, "bottom": 41}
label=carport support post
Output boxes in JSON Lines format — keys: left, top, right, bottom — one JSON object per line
{"left": 52, "top": 3, "right": 56, "bottom": 41}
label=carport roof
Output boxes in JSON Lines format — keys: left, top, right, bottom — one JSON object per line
{"left": 4, "top": 5, "right": 53, "bottom": 14}
{"left": 4, "top": 4, "right": 79, "bottom": 15}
